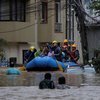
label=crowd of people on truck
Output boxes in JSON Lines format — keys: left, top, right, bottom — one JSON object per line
{"left": 24, "top": 39, "right": 80, "bottom": 64}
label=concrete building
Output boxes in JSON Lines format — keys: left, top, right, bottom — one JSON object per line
{"left": 0, "top": 0, "right": 82, "bottom": 64}
{"left": 82, "top": 0, "right": 100, "bottom": 60}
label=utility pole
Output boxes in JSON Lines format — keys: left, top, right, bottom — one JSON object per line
{"left": 65, "top": 0, "right": 67, "bottom": 39}
{"left": 68, "top": 0, "right": 72, "bottom": 40}
{"left": 66, "top": 0, "right": 73, "bottom": 41}
{"left": 72, "top": 9, "right": 74, "bottom": 41}
{"left": 71, "top": 0, "right": 74, "bottom": 41}
{"left": 66, "top": 0, "right": 75, "bottom": 43}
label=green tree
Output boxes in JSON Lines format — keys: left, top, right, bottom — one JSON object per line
{"left": 90, "top": 1, "right": 100, "bottom": 10}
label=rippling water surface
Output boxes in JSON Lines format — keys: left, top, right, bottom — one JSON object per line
{"left": 0, "top": 66, "right": 100, "bottom": 100}
{"left": 0, "top": 66, "right": 100, "bottom": 86}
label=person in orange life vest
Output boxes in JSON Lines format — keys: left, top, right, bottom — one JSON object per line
{"left": 61, "top": 39, "right": 70, "bottom": 62}
{"left": 62, "top": 39, "right": 69, "bottom": 49}
{"left": 70, "top": 44, "right": 79, "bottom": 63}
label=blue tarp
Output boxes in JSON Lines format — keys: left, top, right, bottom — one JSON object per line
{"left": 26, "top": 56, "right": 80, "bottom": 71}
{"left": 26, "top": 56, "right": 67, "bottom": 71}
{"left": 6, "top": 68, "right": 21, "bottom": 75}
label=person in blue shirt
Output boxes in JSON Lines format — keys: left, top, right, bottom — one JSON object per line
{"left": 51, "top": 40, "right": 62, "bottom": 61}
{"left": 6, "top": 62, "right": 21, "bottom": 75}
{"left": 24, "top": 46, "right": 37, "bottom": 63}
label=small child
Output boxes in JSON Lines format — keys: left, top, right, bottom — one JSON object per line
{"left": 56, "top": 76, "right": 70, "bottom": 89}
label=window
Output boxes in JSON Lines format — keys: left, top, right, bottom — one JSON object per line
{"left": 41, "top": 0, "right": 48, "bottom": 23}
{"left": 0, "top": 0, "right": 10, "bottom": 20}
{"left": 0, "top": 0, "right": 26, "bottom": 21}
{"left": 55, "top": 0, "right": 61, "bottom": 23}
{"left": 55, "top": 0, "right": 62, "bottom": 32}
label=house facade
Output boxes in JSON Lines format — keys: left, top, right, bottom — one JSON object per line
{"left": 0, "top": 0, "right": 82, "bottom": 64}
{"left": 82, "top": 0, "right": 100, "bottom": 60}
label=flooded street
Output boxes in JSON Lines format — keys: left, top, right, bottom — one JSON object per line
{"left": 0, "top": 86, "right": 100, "bottom": 100}
{"left": 0, "top": 65, "right": 99, "bottom": 86}
{"left": 0, "top": 70, "right": 83, "bottom": 86}
{"left": 0, "top": 66, "right": 100, "bottom": 100}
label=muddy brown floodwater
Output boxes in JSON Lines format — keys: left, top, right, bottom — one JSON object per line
{"left": 0, "top": 66, "right": 100, "bottom": 100}
{"left": 0, "top": 66, "right": 100, "bottom": 86}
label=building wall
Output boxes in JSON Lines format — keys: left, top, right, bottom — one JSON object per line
{"left": 82, "top": 0, "right": 100, "bottom": 60}
{"left": 0, "top": 0, "right": 37, "bottom": 64}
{"left": 0, "top": 0, "right": 66, "bottom": 64}
{"left": 38, "top": 0, "right": 66, "bottom": 42}
{"left": 3, "top": 43, "right": 29, "bottom": 64}
{"left": 52, "top": 0, "right": 66, "bottom": 42}
{"left": 0, "top": 0, "right": 36, "bottom": 43}
{"left": 0, "top": 0, "right": 66, "bottom": 43}
{"left": 0, "top": 0, "right": 82, "bottom": 64}
{"left": 87, "top": 27, "right": 100, "bottom": 59}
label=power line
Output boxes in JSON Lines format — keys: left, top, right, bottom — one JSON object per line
{"left": 0, "top": 1, "right": 66, "bottom": 33}
{"left": 74, "top": 0, "right": 100, "bottom": 22}
{"left": 1, "top": 0, "right": 99, "bottom": 33}
{"left": 0, "top": 0, "right": 99, "bottom": 21}
{"left": 0, "top": 0, "right": 56, "bottom": 17}
{"left": 0, "top": 0, "right": 66, "bottom": 18}
{"left": 0, "top": 0, "right": 57, "bottom": 15}
{"left": 0, "top": 6, "right": 66, "bottom": 33}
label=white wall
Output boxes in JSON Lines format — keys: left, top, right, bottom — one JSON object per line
{"left": 87, "top": 27, "right": 100, "bottom": 59}
{"left": 5, "top": 43, "right": 30, "bottom": 64}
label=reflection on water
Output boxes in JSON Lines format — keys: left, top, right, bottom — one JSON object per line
{"left": 0, "top": 67, "right": 100, "bottom": 86}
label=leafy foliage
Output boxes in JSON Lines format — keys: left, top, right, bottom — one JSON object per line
{"left": 92, "top": 58, "right": 100, "bottom": 73}
{"left": 92, "top": 49, "right": 100, "bottom": 73}
{"left": 90, "top": 1, "right": 100, "bottom": 10}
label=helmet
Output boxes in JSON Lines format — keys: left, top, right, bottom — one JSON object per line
{"left": 72, "top": 44, "right": 77, "bottom": 48}
{"left": 64, "top": 39, "right": 68, "bottom": 43}
{"left": 52, "top": 40, "right": 57, "bottom": 44}
{"left": 29, "top": 46, "right": 35, "bottom": 51}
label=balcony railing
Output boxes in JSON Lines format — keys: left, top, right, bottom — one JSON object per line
{"left": 55, "top": 23, "right": 62, "bottom": 32}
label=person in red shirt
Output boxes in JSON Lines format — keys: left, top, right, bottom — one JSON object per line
{"left": 70, "top": 44, "right": 79, "bottom": 63}
{"left": 61, "top": 39, "right": 70, "bottom": 62}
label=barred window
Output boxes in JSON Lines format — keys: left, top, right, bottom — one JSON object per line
{"left": 0, "top": 0, "right": 26, "bottom": 21}
{"left": 55, "top": 0, "right": 62, "bottom": 32}
{"left": 42, "top": 1, "right": 48, "bottom": 22}
{"left": 55, "top": 0, "right": 61, "bottom": 23}
{"left": 40, "top": 0, "right": 48, "bottom": 23}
